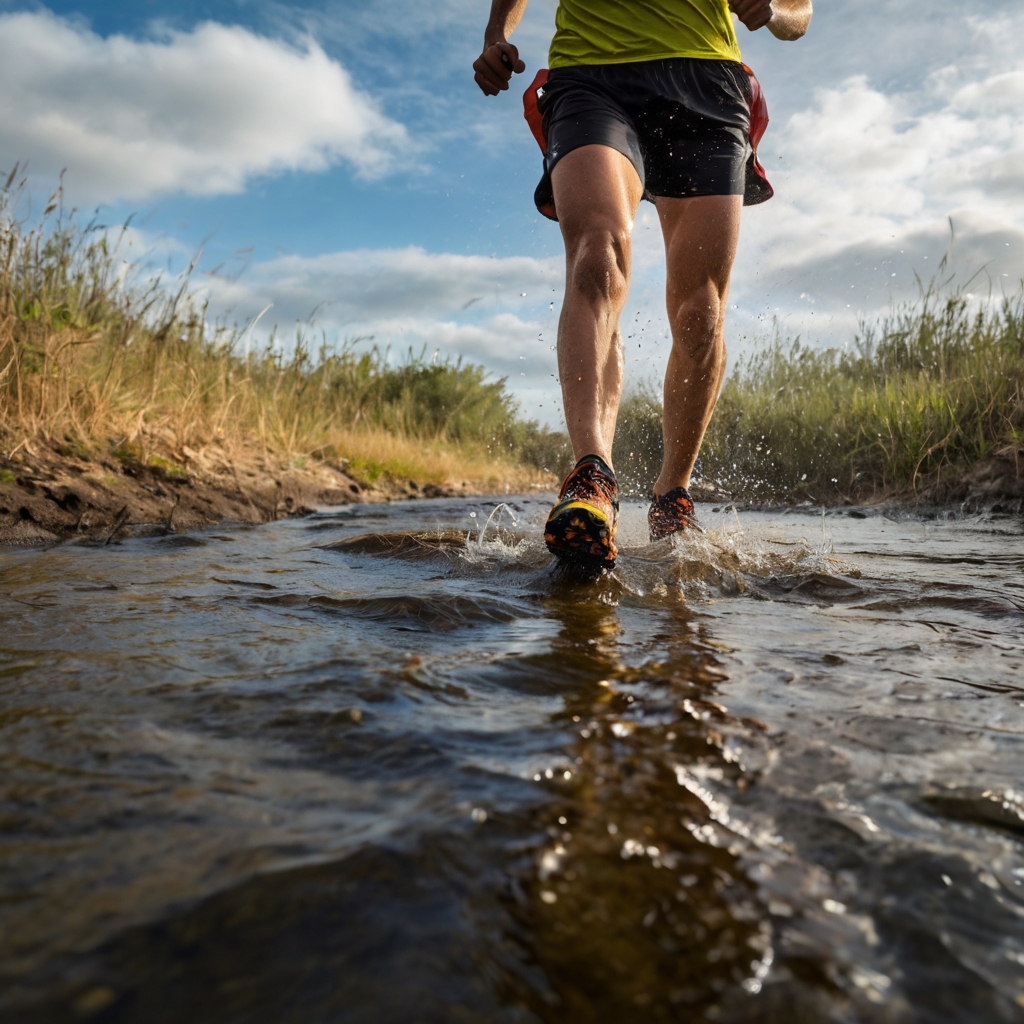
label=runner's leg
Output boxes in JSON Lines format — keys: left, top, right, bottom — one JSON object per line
{"left": 551, "top": 144, "right": 644, "bottom": 467}
{"left": 652, "top": 194, "right": 742, "bottom": 496}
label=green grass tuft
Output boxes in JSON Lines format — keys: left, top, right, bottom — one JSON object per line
{"left": 613, "top": 290, "right": 1024, "bottom": 503}
{"left": 612, "top": 382, "right": 665, "bottom": 498}
{"left": 703, "top": 291, "right": 1024, "bottom": 501}
{"left": 146, "top": 454, "right": 189, "bottom": 480}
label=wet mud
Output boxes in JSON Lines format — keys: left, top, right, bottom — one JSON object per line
{"left": 0, "top": 439, "right": 473, "bottom": 546}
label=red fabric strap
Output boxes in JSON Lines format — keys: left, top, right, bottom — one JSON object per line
{"left": 523, "top": 68, "right": 549, "bottom": 153}
{"left": 741, "top": 63, "right": 772, "bottom": 202}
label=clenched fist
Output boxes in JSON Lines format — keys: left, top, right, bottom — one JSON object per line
{"left": 473, "top": 40, "right": 526, "bottom": 96}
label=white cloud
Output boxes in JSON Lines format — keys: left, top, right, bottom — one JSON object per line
{"left": 191, "top": 246, "right": 564, "bottom": 393}
{"left": 201, "top": 246, "right": 563, "bottom": 326}
{"left": 763, "top": 71, "right": 1024, "bottom": 264}
{"left": 727, "top": 24, "right": 1024, "bottom": 346}
{"left": 0, "top": 11, "right": 409, "bottom": 202}
{"left": 337, "top": 313, "right": 557, "bottom": 380}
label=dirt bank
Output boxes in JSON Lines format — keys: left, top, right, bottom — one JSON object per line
{"left": 849, "top": 453, "right": 1024, "bottom": 514}
{"left": 936, "top": 453, "right": 1024, "bottom": 512}
{"left": 0, "top": 439, "right": 484, "bottom": 546}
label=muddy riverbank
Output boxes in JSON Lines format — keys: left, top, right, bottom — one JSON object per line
{"left": 2, "top": 439, "right": 1020, "bottom": 548}
{"left": 0, "top": 438, "right": 496, "bottom": 546}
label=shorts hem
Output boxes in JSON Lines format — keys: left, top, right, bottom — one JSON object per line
{"left": 644, "top": 185, "right": 745, "bottom": 200}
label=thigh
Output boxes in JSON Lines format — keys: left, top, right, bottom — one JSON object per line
{"left": 656, "top": 194, "right": 742, "bottom": 297}
{"left": 552, "top": 144, "right": 644, "bottom": 249}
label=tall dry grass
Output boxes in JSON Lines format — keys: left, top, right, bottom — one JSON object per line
{"left": 704, "top": 292, "right": 1024, "bottom": 501}
{"left": 611, "top": 290, "right": 1024, "bottom": 502}
{"left": 0, "top": 180, "right": 562, "bottom": 488}
{"left": 12, "top": 177, "right": 1011, "bottom": 506}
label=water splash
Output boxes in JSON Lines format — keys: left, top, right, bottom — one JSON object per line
{"left": 454, "top": 500, "right": 862, "bottom": 606}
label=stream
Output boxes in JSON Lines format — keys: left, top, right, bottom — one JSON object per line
{"left": 2, "top": 497, "right": 1023, "bottom": 1023}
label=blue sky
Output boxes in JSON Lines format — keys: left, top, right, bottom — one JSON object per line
{"left": 2, "top": 0, "right": 1023, "bottom": 425}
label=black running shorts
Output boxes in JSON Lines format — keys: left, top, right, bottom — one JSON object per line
{"left": 535, "top": 57, "right": 752, "bottom": 212}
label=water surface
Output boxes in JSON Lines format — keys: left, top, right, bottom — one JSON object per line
{"left": 2, "top": 498, "right": 1023, "bottom": 1023}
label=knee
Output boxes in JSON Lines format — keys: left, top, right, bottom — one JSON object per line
{"left": 669, "top": 291, "right": 725, "bottom": 362}
{"left": 567, "top": 227, "right": 631, "bottom": 308}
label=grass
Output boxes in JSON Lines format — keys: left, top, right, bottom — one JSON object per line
{"left": 6, "top": 177, "right": 1016, "bottom": 507}
{"left": 705, "top": 292, "right": 1024, "bottom": 502}
{"left": 0, "top": 179, "right": 563, "bottom": 490}
{"left": 612, "top": 290, "right": 1024, "bottom": 503}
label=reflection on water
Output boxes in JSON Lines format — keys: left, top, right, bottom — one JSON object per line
{"left": 1, "top": 498, "right": 1023, "bottom": 1023}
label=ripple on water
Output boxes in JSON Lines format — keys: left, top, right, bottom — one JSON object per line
{"left": 1, "top": 498, "right": 1023, "bottom": 1022}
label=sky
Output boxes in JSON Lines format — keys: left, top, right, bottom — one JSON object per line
{"left": 1, "top": 0, "right": 1022, "bottom": 426}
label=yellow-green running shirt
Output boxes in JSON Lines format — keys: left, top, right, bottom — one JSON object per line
{"left": 549, "top": 0, "right": 742, "bottom": 68}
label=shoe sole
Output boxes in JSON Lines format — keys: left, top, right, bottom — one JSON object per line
{"left": 545, "top": 503, "right": 617, "bottom": 569}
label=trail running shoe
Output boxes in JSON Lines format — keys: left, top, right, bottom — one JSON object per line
{"left": 545, "top": 455, "right": 619, "bottom": 569}
{"left": 648, "top": 486, "right": 698, "bottom": 541}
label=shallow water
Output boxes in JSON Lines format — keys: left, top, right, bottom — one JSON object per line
{"left": 1, "top": 498, "right": 1023, "bottom": 1023}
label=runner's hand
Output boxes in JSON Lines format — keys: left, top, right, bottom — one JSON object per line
{"left": 473, "top": 41, "right": 525, "bottom": 96}
{"left": 729, "top": 0, "right": 774, "bottom": 31}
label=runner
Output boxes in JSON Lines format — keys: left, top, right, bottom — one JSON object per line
{"left": 474, "top": 0, "right": 812, "bottom": 569}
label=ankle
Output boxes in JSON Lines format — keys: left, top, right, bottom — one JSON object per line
{"left": 653, "top": 477, "right": 689, "bottom": 499}
{"left": 576, "top": 453, "right": 616, "bottom": 479}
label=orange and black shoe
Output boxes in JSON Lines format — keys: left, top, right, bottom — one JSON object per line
{"left": 648, "top": 486, "right": 698, "bottom": 541}
{"left": 544, "top": 455, "right": 619, "bottom": 569}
